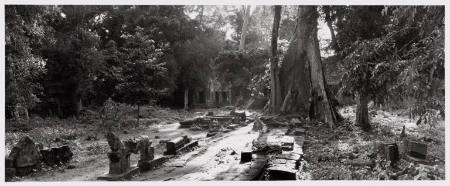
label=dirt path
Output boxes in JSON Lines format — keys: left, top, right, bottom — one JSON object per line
{"left": 136, "top": 123, "right": 260, "bottom": 181}
{"left": 18, "top": 109, "right": 260, "bottom": 181}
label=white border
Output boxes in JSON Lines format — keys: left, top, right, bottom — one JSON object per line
{"left": 0, "top": 1, "right": 448, "bottom": 186}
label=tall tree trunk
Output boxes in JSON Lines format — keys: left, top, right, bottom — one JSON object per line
{"left": 137, "top": 104, "right": 140, "bottom": 126}
{"left": 199, "top": 5, "right": 204, "bottom": 25}
{"left": 278, "top": 6, "right": 337, "bottom": 128}
{"left": 239, "top": 5, "right": 251, "bottom": 50}
{"left": 356, "top": 92, "right": 370, "bottom": 131}
{"left": 356, "top": 61, "right": 371, "bottom": 131}
{"left": 323, "top": 6, "right": 337, "bottom": 50}
{"left": 270, "top": 5, "right": 282, "bottom": 114}
{"left": 184, "top": 87, "right": 189, "bottom": 110}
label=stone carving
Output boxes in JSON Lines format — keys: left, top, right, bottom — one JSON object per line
{"left": 105, "top": 132, "right": 132, "bottom": 175}
{"left": 136, "top": 136, "right": 154, "bottom": 163}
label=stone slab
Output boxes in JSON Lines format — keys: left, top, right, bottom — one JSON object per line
{"left": 98, "top": 166, "right": 140, "bottom": 181}
{"left": 266, "top": 166, "right": 297, "bottom": 180}
{"left": 138, "top": 156, "right": 169, "bottom": 172}
{"left": 179, "top": 119, "right": 196, "bottom": 128}
{"left": 407, "top": 140, "right": 427, "bottom": 159}
{"left": 294, "top": 128, "right": 306, "bottom": 136}
{"left": 241, "top": 151, "right": 253, "bottom": 163}
{"left": 177, "top": 141, "right": 199, "bottom": 154}
{"left": 164, "top": 136, "right": 190, "bottom": 155}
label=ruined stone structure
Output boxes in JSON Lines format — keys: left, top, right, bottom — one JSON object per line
{"left": 135, "top": 136, "right": 154, "bottom": 165}
{"left": 105, "top": 132, "right": 134, "bottom": 175}
{"left": 192, "top": 77, "right": 232, "bottom": 108}
{"left": 6, "top": 136, "right": 42, "bottom": 177}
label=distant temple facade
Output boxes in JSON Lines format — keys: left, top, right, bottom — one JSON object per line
{"left": 192, "top": 76, "right": 232, "bottom": 108}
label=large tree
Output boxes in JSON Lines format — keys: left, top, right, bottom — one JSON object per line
{"left": 277, "top": 6, "right": 340, "bottom": 128}
{"left": 270, "top": 5, "right": 282, "bottom": 114}
{"left": 239, "top": 5, "right": 251, "bottom": 50}
{"left": 5, "top": 5, "right": 53, "bottom": 119}
{"left": 341, "top": 6, "right": 444, "bottom": 131}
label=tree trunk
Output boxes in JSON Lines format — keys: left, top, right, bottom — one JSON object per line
{"left": 75, "top": 97, "right": 82, "bottom": 117}
{"left": 356, "top": 92, "right": 371, "bottom": 131}
{"left": 270, "top": 5, "right": 282, "bottom": 114}
{"left": 323, "top": 6, "right": 337, "bottom": 50}
{"left": 199, "top": 5, "right": 204, "bottom": 24}
{"left": 137, "top": 104, "right": 140, "bottom": 127}
{"left": 228, "top": 89, "right": 232, "bottom": 105}
{"left": 184, "top": 87, "right": 189, "bottom": 110}
{"left": 239, "top": 5, "right": 251, "bottom": 50}
{"left": 56, "top": 98, "right": 62, "bottom": 117}
{"left": 278, "top": 6, "right": 337, "bottom": 128}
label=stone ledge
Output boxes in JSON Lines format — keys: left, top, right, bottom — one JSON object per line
{"left": 138, "top": 156, "right": 169, "bottom": 172}
{"left": 97, "top": 166, "right": 140, "bottom": 181}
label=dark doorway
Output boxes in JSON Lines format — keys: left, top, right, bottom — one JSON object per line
{"left": 215, "top": 91, "right": 219, "bottom": 105}
{"left": 198, "top": 91, "right": 206, "bottom": 104}
{"left": 222, "top": 91, "right": 228, "bottom": 104}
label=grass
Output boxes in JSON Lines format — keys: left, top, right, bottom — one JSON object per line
{"left": 5, "top": 104, "right": 195, "bottom": 171}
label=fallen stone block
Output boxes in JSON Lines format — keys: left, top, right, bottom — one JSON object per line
{"left": 406, "top": 140, "right": 428, "bottom": 159}
{"left": 227, "top": 124, "right": 239, "bottom": 130}
{"left": 207, "top": 131, "right": 218, "bottom": 137}
{"left": 266, "top": 166, "right": 297, "bottom": 180}
{"left": 176, "top": 141, "right": 199, "bottom": 154}
{"left": 138, "top": 156, "right": 169, "bottom": 172}
{"left": 7, "top": 136, "right": 42, "bottom": 177}
{"left": 40, "top": 145, "right": 73, "bottom": 166}
{"left": 293, "top": 128, "right": 306, "bottom": 136}
{"left": 40, "top": 149, "right": 54, "bottom": 165}
{"left": 236, "top": 154, "right": 269, "bottom": 180}
{"left": 8, "top": 136, "right": 42, "bottom": 168}
{"left": 241, "top": 143, "right": 253, "bottom": 163}
{"left": 56, "top": 145, "right": 73, "bottom": 163}
{"left": 208, "top": 116, "right": 236, "bottom": 123}
{"left": 196, "top": 117, "right": 212, "bottom": 128}
{"left": 281, "top": 136, "right": 294, "bottom": 151}
{"left": 241, "top": 151, "right": 252, "bottom": 163}
{"left": 164, "top": 136, "right": 191, "bottom": 155}
{"left": 180, "top": 119, "right": 196, "bottom": 128}
{"left": 230, "top": 111, "right": 246, "bottom": 121}
{"left": 384, "top": 143, "right": 399, "bottom": 165}
{"left": 277, "top": 152, "right": 302, "bottom": 161}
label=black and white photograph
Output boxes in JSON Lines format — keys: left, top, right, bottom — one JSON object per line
{"left": 1, "top": 0, "right": 447, "bottom": 183}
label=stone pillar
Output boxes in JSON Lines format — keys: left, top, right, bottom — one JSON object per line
{"left": 136, "top": 136, "right": 154, "bottom": 163}
{"left": 106, "top": 132, "right": 132, "bottom": 175}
